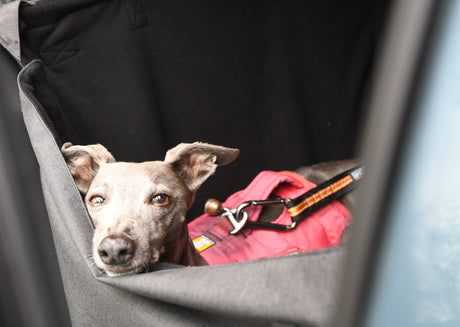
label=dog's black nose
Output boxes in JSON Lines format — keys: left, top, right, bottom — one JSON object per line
{"left": 98, "top": 236, "right": 135, "bottom": 265}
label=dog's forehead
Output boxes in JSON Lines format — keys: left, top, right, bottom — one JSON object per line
{"left": 94, "top": 161, "right": 181, "bottom": 188}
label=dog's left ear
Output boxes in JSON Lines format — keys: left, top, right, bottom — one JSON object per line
{"left": 165, "top": 142, "right": 239, "bottom": 192}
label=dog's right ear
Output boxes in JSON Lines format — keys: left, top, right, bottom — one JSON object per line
{"left": 61, "top": 142, "right": 116, "bottom": 194}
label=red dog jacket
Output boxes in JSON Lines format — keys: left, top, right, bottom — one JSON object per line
{"left": 188, "top": 170, "right": 352, "bottom": 265}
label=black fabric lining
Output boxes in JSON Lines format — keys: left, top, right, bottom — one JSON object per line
{"left": 18, "top": 0, "right": 385, "bottom": 220}
{"left": 123, "top": 0, "right": 148, "bottom": 30}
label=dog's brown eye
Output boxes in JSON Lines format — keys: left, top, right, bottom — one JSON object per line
{"left": 89, "top": 196, "right": 105, "bottom": 205}
{"left": 151, "top": 194, "right": 171, "bottom": 206}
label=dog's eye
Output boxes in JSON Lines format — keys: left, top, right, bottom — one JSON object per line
{"left": 89, "top": 196, "right": 105, "bottom": 205}
{"left": 151, "top": 194, "right": 171, "bottom": 206}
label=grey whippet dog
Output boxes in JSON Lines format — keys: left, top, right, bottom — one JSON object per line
{"left": 62, "top": 142, "right": 357, "bottom": 276}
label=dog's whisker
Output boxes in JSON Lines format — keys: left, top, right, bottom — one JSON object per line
{"left": 84, "top": 254, "right": 94, "bottom": 261}
{"left": 122, "top": 233, "right": 136, "bottom": 242}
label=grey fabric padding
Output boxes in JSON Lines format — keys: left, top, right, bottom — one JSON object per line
{"left": 0, "top": 0, "right": 37, "bottom": 63}
{"left": 18, "top": 59, "right": 347, "bottom": 326}
{"left": 100, "top": 248, "right": 345, "bottom": 324}
{"left": 0, "top": 1, "right": 22, "bottom": 62}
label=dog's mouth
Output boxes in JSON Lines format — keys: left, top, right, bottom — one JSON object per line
{"left": 103, "top": 260, "right": 164, "bottom": 276}
{"left": 103, "top": 266, "right": 142, "bottom": 277}
{"left": 96, "top": 243, "right": 163, "bottom": 277}
{"left": 100, "top": 258, "right": 158, "bottom": 277}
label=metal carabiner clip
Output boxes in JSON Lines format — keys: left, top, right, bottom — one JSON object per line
{"left": 221, "top": 208, "right": 249, "bottom": 234}
{"left": 204, "top": 198, "right": 297, "bottom": 234}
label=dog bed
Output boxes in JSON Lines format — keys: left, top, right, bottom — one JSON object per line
{"left": 0, "top": 1, "right": 386, "bottom": 325}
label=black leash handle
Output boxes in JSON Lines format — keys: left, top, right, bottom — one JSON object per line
{"left": 286, "top": 165, "right": 364, "bottom": 222}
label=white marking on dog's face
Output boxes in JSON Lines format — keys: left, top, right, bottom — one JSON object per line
{"left": 85, "top": 161, "right": 189, "bottom": 276}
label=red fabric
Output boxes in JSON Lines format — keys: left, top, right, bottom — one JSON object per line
{"left": 188, "top": 171, "right": 352, "bottom": 265}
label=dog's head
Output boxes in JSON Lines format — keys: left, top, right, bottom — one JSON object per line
{"left": 62, "top": 142, "right": 239, "bottom": 276}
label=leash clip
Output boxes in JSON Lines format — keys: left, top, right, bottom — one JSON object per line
{"left": 221, "top": 209, "right": 249, "bottom": 235}
{"left": 205, "top": 198, "right": 296, "bottom": 234}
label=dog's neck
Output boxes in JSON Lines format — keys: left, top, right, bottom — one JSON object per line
{"left": 160, "top": 221, "right": 201, "bottom": 266}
